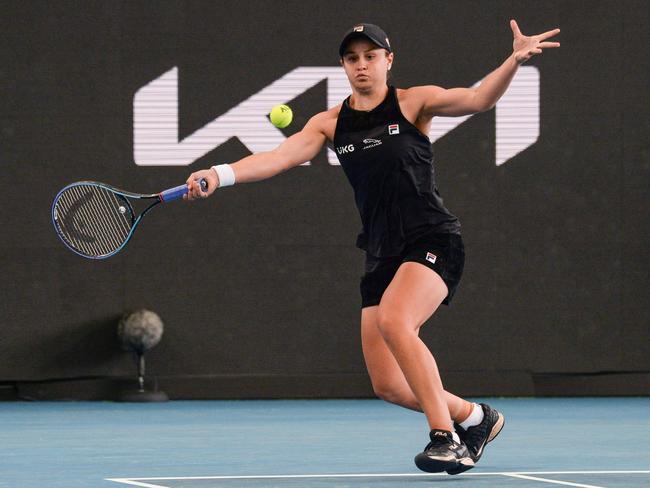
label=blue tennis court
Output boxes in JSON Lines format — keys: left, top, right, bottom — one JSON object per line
{"left": 2, "top": 398, "right": 649, "bottom": 487}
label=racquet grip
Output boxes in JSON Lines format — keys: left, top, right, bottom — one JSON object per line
{"left": 159, "top": 178, "right": 208, "bottom": 202}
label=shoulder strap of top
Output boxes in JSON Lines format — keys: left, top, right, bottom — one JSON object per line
{"left": 386, "top": 84, "right": 403, "bottom": 111}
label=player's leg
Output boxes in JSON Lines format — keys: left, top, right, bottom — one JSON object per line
{"left": 374, "top": 261, "right": 453, "bottom": 428}
{"left": 376, "top": 262, "right": 504, "bottom": 472}
{"left": 362, "top": 297, "right": 504, "bottom": 473}
{"left": 359, "top": 236, "right": 503, "bottom": 472}
{"left": 371, "top": 261, "right": 473, "bottom": 472}
{"left": 361, "top": 305, "right": 472, "bottom": 422}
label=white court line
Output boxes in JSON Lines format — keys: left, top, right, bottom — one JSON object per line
{"left": 108, "top": 470, "right": 650, "bottom": 480}
{"left": 106, "top": 470, "right": 650, "bottom": 487}
{"left": 503, "top": 473, "right": 605, "bottom": 488}
{"left": 107, "top": 481, "right": 169, "bottom": 488}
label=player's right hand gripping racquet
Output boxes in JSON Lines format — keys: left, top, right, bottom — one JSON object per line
{"left": 51, "top": 179, "right": 207, "bottom": 259}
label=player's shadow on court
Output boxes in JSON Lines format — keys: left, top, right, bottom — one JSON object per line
{"left": 411, "top": 478, "right": 477, "bottom": 484}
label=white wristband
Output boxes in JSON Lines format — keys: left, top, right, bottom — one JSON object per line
{"left": 211, "top": 164, "right": 236, "bottom": 188}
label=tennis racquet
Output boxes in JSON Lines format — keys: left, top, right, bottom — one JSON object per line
{"left": 51, "top": 179, "right": 207, "bottom": 259}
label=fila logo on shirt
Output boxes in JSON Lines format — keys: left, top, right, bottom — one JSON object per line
{"left": 388, "top": 123, "right": 400, "bottom": 135}
{"left": 336, "top": 144, "right": 355, "bottom": 154}
{"left": 426, "top": 252, "right": 437, "bottom": 264}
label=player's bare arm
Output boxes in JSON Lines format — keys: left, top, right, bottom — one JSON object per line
{"left": 410, "top": 19, "right": 560, "bottom": 118}
{"left": 184, "top": 109, "right": 338, "bottom": 200}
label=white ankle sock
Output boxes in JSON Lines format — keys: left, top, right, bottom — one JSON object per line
{"left": 452, "top": 431, "right": 461, "bottom": 444}
{"left": 459, "top": 403, "right": 484, "bottom": 430}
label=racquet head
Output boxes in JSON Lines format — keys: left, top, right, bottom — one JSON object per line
{"left": 52, "top": 182, "right": 137, "bottom": 259}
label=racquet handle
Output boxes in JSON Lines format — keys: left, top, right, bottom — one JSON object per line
{"left": 159, "top": 178, "right": 208, "bottom": 202}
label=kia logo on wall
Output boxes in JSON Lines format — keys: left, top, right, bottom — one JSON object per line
{"left": 134, "top": 66, "right": 539, "bottom": 167}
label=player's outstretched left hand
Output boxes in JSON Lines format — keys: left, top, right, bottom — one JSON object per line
{"left": 510, "top": 19, "right": 560, "bottom": 64}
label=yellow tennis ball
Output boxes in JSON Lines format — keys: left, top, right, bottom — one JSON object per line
{"left": 270, "top": 104, "right": 293, "bottom": 129}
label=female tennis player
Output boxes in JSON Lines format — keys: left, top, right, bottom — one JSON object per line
{"left": 185, "top": 19, "right": 560, "bottom": 474}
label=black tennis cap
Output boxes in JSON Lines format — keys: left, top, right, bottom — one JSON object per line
{"left": 339, "top": 23, "right": 392, "bottom": 57}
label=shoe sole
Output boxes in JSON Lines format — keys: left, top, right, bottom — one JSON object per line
{"left": 473, "top": 411, "right": 505, "bottom": 461}
{"left": 446, "top": 411, "right": 505, "bottom": 475}
{"left": 415, "top": 453, "right": 474, "bottom": 473}
{"left": 487, "top": 411, "right": 505, "bottom": 443}
{"left": 445, "top": 459, "right": 475, "bottom": 475}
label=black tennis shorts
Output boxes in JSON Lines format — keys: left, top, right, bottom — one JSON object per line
{"left": 360, "top": 232, "right": 465, "bottom": 308}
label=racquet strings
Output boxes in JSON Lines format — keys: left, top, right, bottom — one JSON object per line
{"left": 53, "top": 184, "right": 135, "bottom": 257}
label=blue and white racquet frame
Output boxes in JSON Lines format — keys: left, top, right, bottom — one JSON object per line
{"left": 51, "top": 179, "right": 207, "bottom": 259}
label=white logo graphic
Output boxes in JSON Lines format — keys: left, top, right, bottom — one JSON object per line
{"left": 134, "top": 67, "right": 350, "bottom": 167}
{"left": 362, "top": 138, "right": 382, "bottom": 149}
{"left": 388, "top": 123, "right": 400, "bottom": 135}
{"left": 134, "top": 67, "right": 539, "bottom": 167}
{"left": 336, "top": 144, "right": 355, "bottom": 154}
{"left": 426, "top": 252, "right": 437, "bottom": 264}
{"left": 353, "top": 26, "right": 364, "bottom": 32}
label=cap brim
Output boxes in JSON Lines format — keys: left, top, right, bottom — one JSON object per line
{"left": 339, "top": 32, "right": 387, "bottom": 57}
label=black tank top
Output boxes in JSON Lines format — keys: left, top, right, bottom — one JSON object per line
{"left": 334, "top": 85, "right": 461, "bottom": 257}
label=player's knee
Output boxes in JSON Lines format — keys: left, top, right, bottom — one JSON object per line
{"left": 376, "top": 309, "right": 413, "bottom": 345}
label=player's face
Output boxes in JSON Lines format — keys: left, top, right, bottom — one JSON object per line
{"left": 340, "top": 39, "right": 393, "bottom": 91}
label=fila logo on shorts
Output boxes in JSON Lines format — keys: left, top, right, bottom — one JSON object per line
{"left": 388, "top": 123, "right": 400, "bottom": 135}
{"left": 426, "top": 252, "right": 437, "bottom": 264}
